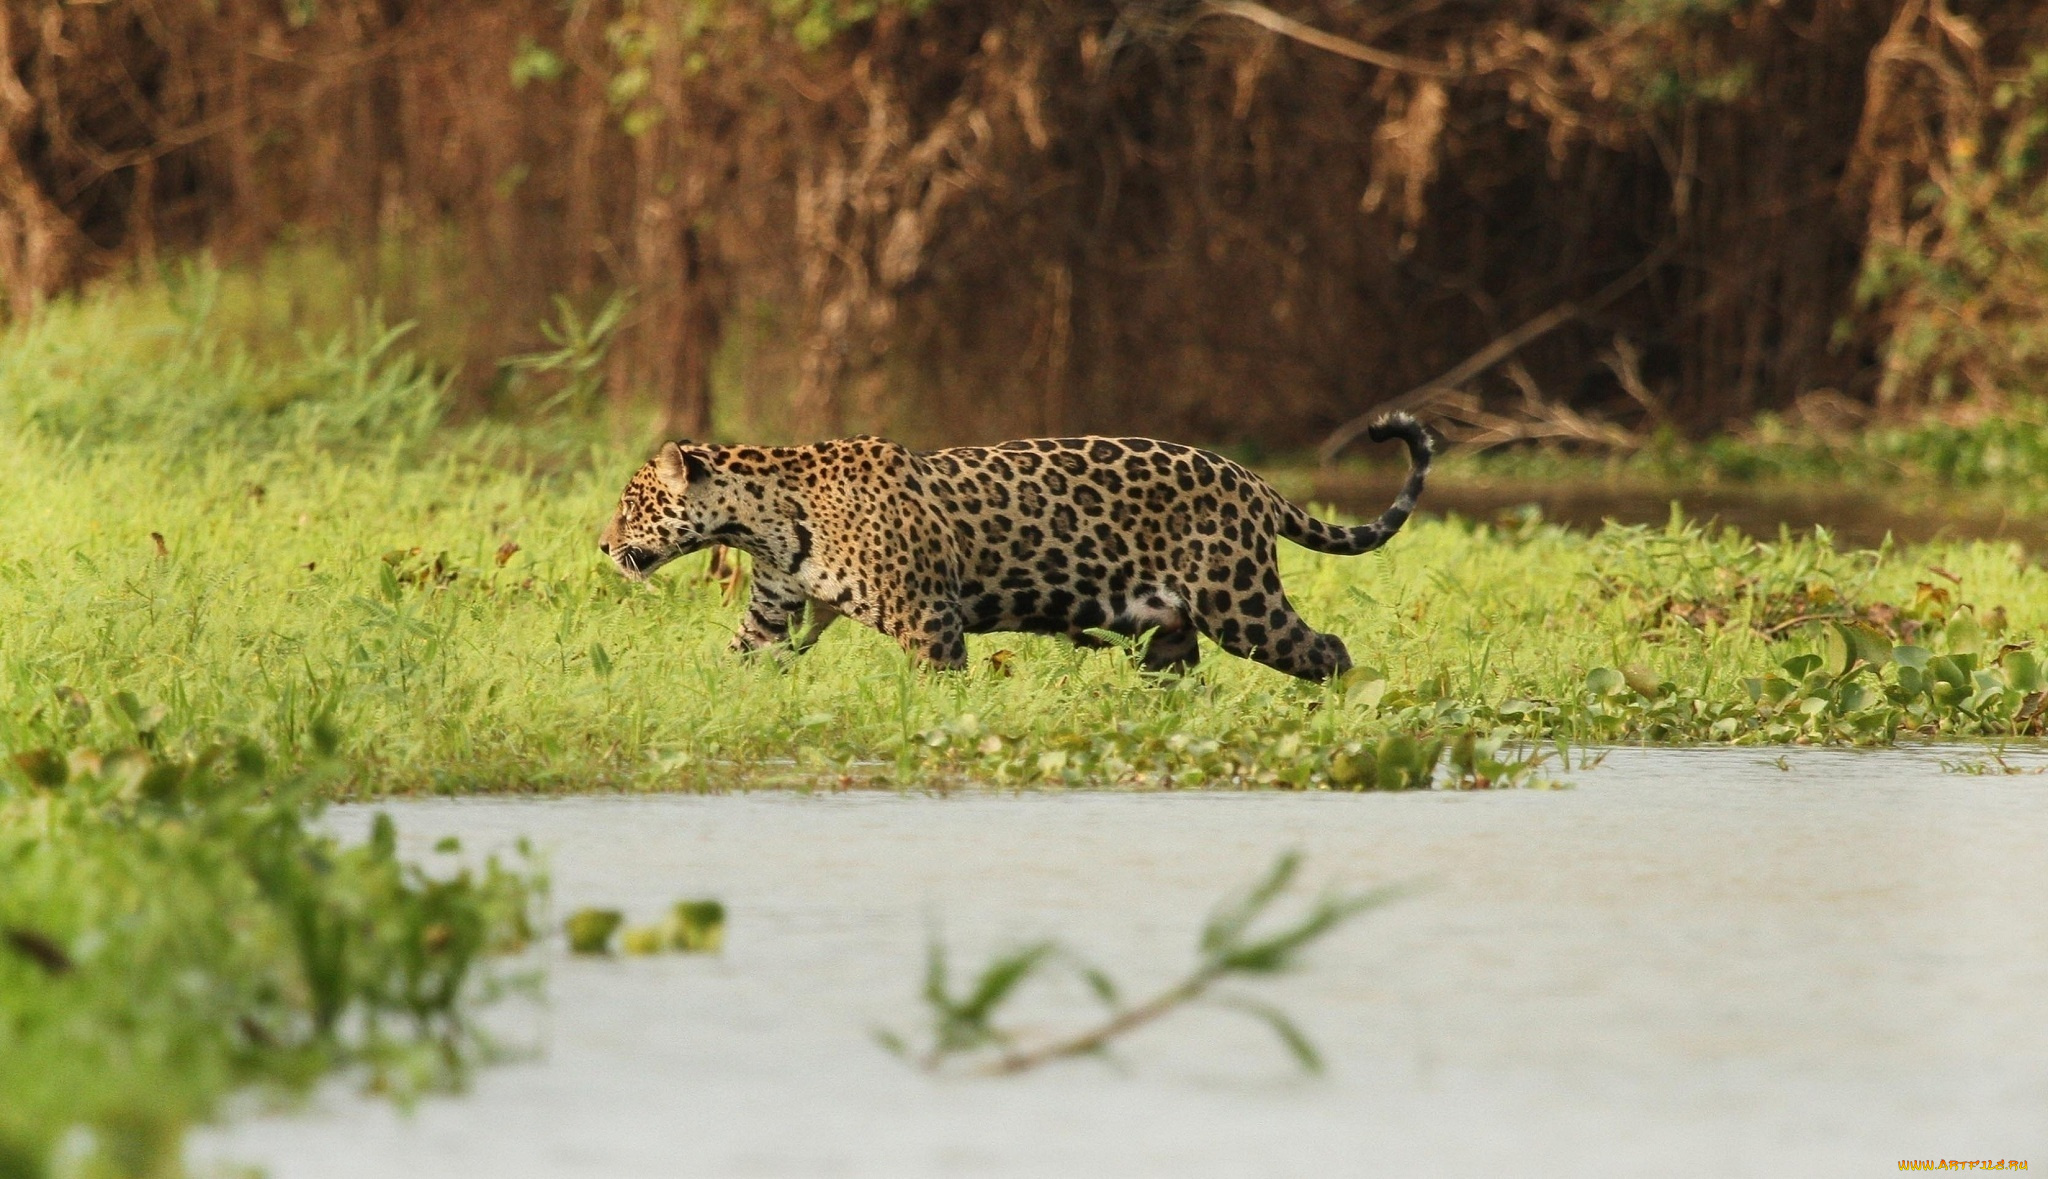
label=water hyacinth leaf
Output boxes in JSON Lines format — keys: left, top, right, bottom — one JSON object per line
{"left": 1621, "top": 663, "right": 1663, "bottom": 698}
{"left": 2002, "top": 649, "right": 2046, "bottom": 693}
{"left": 1448, "top": 730, "right": 1479, "bottom": 773}
{"left": 1835, "top": 622, "right": 1893, "bottom": 673}
{"left": 233, "top": 740, "right": 268, "bottom": 778}
{"left": 1945, "top": 611, "right": 1985, "bottom": 655}
{"left": 98, "top": 750, "right": 151, "bottom": 798}
{"left": 1930, "top": 655, "right": 1972, "bottom": 693}
{"left": 564, "top": 909, "right": 624, "bottom": 955}
{"left": 667, "top": 900, "right": 725, "bottom": 953}
{"left": 1837, "top": 681, "right": 1881, "bottom": 714}
{"left": 1327, "top": 748, "right": 1372, "bottom": 788}
{"left": 1586, "top": 667, "right": 1627, "bottom": 697}
{"left": 1780, "top": 653, "right": 1824, "bottom": 679}
{"left": 1821, "top": 625, "right": 1850, "bottom": 677}
{"left": 1375, "top": 735, "right": 1439, "bottom": 791}
{"left": 1890, "top": 643, "right": 1933, "bottom": 669}
{"left": 620, "top": 926, "right": 666, "bottom": 955}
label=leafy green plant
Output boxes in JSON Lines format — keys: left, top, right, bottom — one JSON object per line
{"left": 502, "top": 291, "right": 632, "bottom": 416}
{"left": 0, "top": 724, "right": 540, "bottom": 1179}
{"left": 878, "top": 852, "right": 1403, "bottom": 1076}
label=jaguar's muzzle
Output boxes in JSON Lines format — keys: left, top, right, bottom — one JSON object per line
{"left": 601, "top": 542, "right": 667, "bottom": 580}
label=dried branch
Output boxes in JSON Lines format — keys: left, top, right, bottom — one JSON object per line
{"left": 1202, "top": 1, "right": 1460, "bottom": 79}
{"left": 1317, "top": 240, "right": 1678, "bottom": 464}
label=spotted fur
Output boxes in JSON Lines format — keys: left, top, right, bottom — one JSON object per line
{"left": 599, "top": 414, "right": 1434, "bottom": 682}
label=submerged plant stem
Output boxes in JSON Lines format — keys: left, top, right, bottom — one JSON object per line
{"left": 976, "top": 974, "right": 1213, "bottom": 1076}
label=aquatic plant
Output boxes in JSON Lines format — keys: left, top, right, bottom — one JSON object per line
{"left": 879, "top": 851, "right": 1402, "bottom": 1076}
{"left": 0, "top": 727, "right": 540, "bottom": 1179}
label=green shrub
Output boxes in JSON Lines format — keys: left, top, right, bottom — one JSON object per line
{"left": 0, "top": 731, "right": 539, "bottom": 1179}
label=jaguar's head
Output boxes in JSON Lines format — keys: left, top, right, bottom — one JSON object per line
{"left": 599, "top": 442, "right": 717, "bottom": 581}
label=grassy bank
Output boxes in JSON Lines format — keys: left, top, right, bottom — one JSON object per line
{"left": 7, "top": 273, "right": 2048, "bottom": 800}
{"left": 5, "top": 262, "right": 2047, "bottom": 1173}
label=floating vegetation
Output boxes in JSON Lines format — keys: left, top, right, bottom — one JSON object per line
{"left": 568, "top": 899, "right": 725, "bottom": 957}
{"left": 878, "top": 852, "right": 1402, "bottom": 1077}
{"left": 564, "top": 909, "right": 626, "bottom": 956}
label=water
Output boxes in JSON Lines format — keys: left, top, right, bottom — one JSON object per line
{"left": 1308, "top": 475, "right": 2048, "bottom": 550}
{"left": 192, "top": 749, "right": 2048, "bottom": 1178}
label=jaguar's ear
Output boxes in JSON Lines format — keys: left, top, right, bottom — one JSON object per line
{"left": 655, "top": 442, "right": 712, "bottom": 489}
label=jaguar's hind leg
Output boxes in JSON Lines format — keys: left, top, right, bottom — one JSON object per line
{"left": 1200, "top": 591, "right": 1352, "bottom": 683}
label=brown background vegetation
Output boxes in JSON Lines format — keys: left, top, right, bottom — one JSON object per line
{"left": 3, "top": 0, "right": 2044, "bottom": 450}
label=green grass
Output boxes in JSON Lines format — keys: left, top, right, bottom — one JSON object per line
{"left": 8, "top": 256, "right": 2048, "bottom": 1177}
{"left": 7, "top": 268, "right": 2048, "bottom": 801}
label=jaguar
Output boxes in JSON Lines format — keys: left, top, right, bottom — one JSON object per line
{"left": 598, "top": 414, "right": 1433, "bottom": 682}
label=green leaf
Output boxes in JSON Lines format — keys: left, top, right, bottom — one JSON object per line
{"left": 1202, "top": 852, "right": 1302, "bottom": 960}
{"left": 1945, "top": 611, "right": 1985, "bottom": 655}
{"left": 510, "top": 37, "right": 566, "bottom": 89}
{"left": 1215, "top": 996, "right": 1323, "bottom": 1074}
{"left": 1585, "top": 667, "right": 1626, "bottom": 697}
{"left": 957, "top": 942, "right": 1056, "bottom": 1023}
{"left": 2003, "top": 649, "right": 2046, "bottom": 693}
{"left": 1621, "top": 662, "right": 1663, "bottom": 698}
{"left": 1837, "top": 682, "right": 1881, "bottom": 713}
{"left": 667, "top": 899, "right": 725, "bottom": 952}
{"left": 1835, "top": 622, "right": 1893, "bottom": 674}
{"left": 1080, "top": 966, "right": 1121, "bottom": 1009}
{"left": 564, "top": 908, "right": 623, "bottom": 955}
{"left": 1213, "top": 886, "right": 1404, "bottom": 974}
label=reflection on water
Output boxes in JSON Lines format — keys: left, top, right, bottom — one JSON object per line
{"left": 1306, "top": 474, "right": 2048, "bottom": 551}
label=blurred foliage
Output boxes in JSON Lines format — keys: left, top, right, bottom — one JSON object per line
{"left": 880, "top": 851, "right": 1401, "bottom": 1076}
{"left": 12, "top": 0, "right": 2048, "bottom": 446}
{"left": 0, "top": 728, "right": 540, "bottom": 1179}
{"left": 1858, "top": 49, "right": 2048, "bottom": 408}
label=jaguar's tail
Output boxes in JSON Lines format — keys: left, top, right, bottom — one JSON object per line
{"left": 1278, "top": 413, "right": 1435, "bottom": 556}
